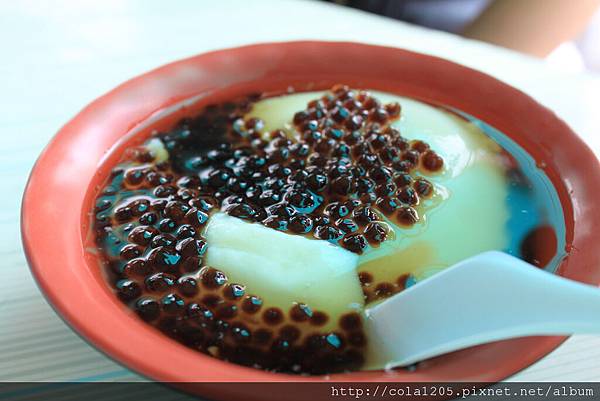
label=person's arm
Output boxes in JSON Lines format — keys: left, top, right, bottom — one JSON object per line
{"left": 463, "top": 0, "right": 600, "bottom": 57}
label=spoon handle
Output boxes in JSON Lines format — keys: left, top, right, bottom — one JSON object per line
{"left": 365, "top": 251, "right": 600, "bottom": 367}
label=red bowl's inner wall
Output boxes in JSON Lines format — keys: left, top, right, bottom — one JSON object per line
{"left": 22, "top": 42, "right": 600, "bottom": 401}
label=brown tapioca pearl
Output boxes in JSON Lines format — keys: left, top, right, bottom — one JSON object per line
{"left": 177, "top": 276, "right": 199, "bottom": 297}
{"left": 270, "top": 338, "right": 292, "bottom": 354}
{"left": 202, "top": 294, "right": 223, "bottom": 309}
{"left": 95, "top": 199, "right": 112, "bottom": 213}
{"left": 394, "top": 173, "right": 413, "bottom": 188}
{"left": 177, "top": 175, "right": 201, "bottom": 189}
{"left": 231, "top": 324, "right": 252, "bottom": 343}
{"left": 184, "top": 209, "right": 208, "bottom": 230}
{"left": 324, "top": 333, "right": 345, "bottom": 350}
{"left": 145, "top": 272, "right": 176, "bottom": 292}
{"left": 150, "top": 199, "right": 168, "bottom": 212}
{"left": 175, "top": 224, "right": 196, "bottom": 240}
{"left": 353, "top": 206, "right": 379, "bottom": 225}
{"left": 153, "top": 184, "right": 177, "bottom": 198}
{"left": 374, "top": 282, "right": 395, "bottom": 299}
{"left": 216, "top": 303, "right": 238, "bottom": 319}
{"left": 254, "top": 328, "right": 273, "bottom": 345}
{"left": 151, "top": 233, "right": 177, "bottom": 249}
{"left": 288, "top": 214, "right": 314, "bottom": 234}
{"left": 135, "top": 298, "right": 160, "bottom": 321}
{"left": 402, "top": 150, "right": 420, "bottom": 165}
{"left": 266, "top": 203, "right": 296, "bottom": 218}
{"left": 392, "top": 159, "right": 415, "bottom": 173}
{"left": 245, "top": 117, "right": 264, "bottom": 131}
{"left": 413, "top": 178, "right": 434, "bottom": 197}
{"left": 290, "top": 142, "right": 310, "bottom": 158}
{"left": 421, "top": 150, "right": 444, "bottom": 172}
{"left": 119, "top": 244, "right": 143, "bottom": 260}
{"left": 305, "top": 334, "right": 327, "bottom": 351}
{"left": 301, "top": 119, "right": 320, "bottom": 132}
{"left": 293, "top": 111, "right": 310, "bottom": 126}
{"left": 176, "top": 238, "right": 207, "bottom": 258}
{"left": 331, "top": 106, "right": 350, "bottom": 123}
{"left": 262, "top": 215, "right": 289, "bottom": 231}
{"left": 200, "top": 267, "right": 228, "bottom": 289}
{"left": 358, "top": 271, "right": 373, "bottom": 286}
{"left": 146, "top": 171, "right": 171, "bottom": 186}
{"left": 345, "top": 115, "right": 364, "bottom": 130}
{"left": 374, "top": 182, "right": 397, "bottom": 197}
{"left": 356, "top": 177, "right": 375, "bottom": 194}
{"left": 375, "top": 196, "right": 399, "bottom": 215}
{"left": 279, "top": 326, "right": 301, "bottom": 343}
{"left": 258, "top": 189, "right": 281, "bottom": 207}
{"left": 314, "top": 225, "right": 345, "bottom": 243}
{"left": 312, "top": 214, "right": 331, "bottom": 227}
{"left": 286, "top": 190, "right": 316, "bottom": 212}
{"left": 158, "top": 218, "right": 177, "bottom": 232}
{"left": 147, "top": 246, "right": 181, "bottom": 270}
{"left": 187, "top": 303, "right": 214, "bottom": 324}
{"left": 315, "top": 138, "right": 335, "bottom": 154}
{"left": 410, "top": 140, "right": 430, "bottom": 153}
{"left": 241, "top": 295, "right": 263, "bottom": 314}
{"left": 102, "top": 185, "right": 117, "bottom": 196}
{"left": 307, "top": 153, "right": 327, "bottom": 168}
{"left": 351, "top": 142, "right": 370, "bottom": 158}
{"left": 310, "top": 311, "right": 329, "bottom": 326}
{"left": 335, "top": 218, "right": 359, "bottom": 233}
{"left": 397, "top": 187, "right": 420, "bottom": 206}
{"left": 343, "top": 130, "right": 362, "bottom": 146}
{"left": 385, "top": 102, "right": 401, "bottom": 118}
{"left": 347, "top": 331, "right": 367, "bottom": 347}
{"left": 123, "top": 258, "right": 153, "bottom": 277}
{"left": 124, "top": 167, "right": 146, "bottom": 186}
{"left": 330, "top": 175, "right": 354, "bottom": 196}
{"left": 289, "top": 303, "right": 313, "bottom": 322}
{"left": 339, "top": 313, "right": 362, "bottom": 331}
{"left": 114, "top": 207, "right": 133, "bottom": 223}
{"left": 139, "top": 212, "right": 158, "bottom": 225}
{"left": 364, "top": 221, "right": 391, "bottom": 245}
{"left": 397, "top": 274, "right": 410, "bottom": 289}
{"left": 263, "top": 308, "right": 284, "bottom": 326}
{"left": 180, "top": 256, "right": 202, "bottom": 273}
{"left": 397, "top": 206, "right": 420, "bottom": 226}
{"left": 128, "top": 226, "right": 159, "bottom": 246}
{"left": 161, "top": 293, "right": 185, "bottom": 313}
{"left": 368, "top": 166, "right": 393, "bottom": 184}
{"left": 115, "top": 279, "right": 141, "bottom": 301}
{"left": 163, "top": 201, "right": 190, "bottom": 221}
{"left": 325, "top": 202, "right": 350, "bottom": 219}
{"left": 342, "top": 233, "right": 368, "bottom": 254}
{"left": 356, "top": 153, "right": 379, "bottom": 169}
{"left": 370, "top": 108, "right": 389, "bottom": 124}
{"left": 223, "top": 283, "right": 245, "bottom": 300}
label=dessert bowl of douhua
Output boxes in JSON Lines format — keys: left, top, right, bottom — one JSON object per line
{"left": 22, "top": 42, "right": 600, "bottom": 400}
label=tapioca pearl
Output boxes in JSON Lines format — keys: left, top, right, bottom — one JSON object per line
{"left": 223, "top": 283, "right": 245, "bottom": 300}
{"left": 385, "top": 102, "right": 401, "bottom": 118}
{"left": 181, "top": 255, "right": 202, "bottom": 273}
{"left": 289, "top": 303, "right": 313, "bottom": 322}
{"left": 150, "top": 199, "right": 168, "bottom": 212}
{"left": 153, "top": 184, "right": 177, "bottom": 198}
{"left": 216, "top": 303, "right": 238, "bottom": 319}
{"left": 393, "top": 159, "right": 416, "bottom": 173}
{"left": 119, "top": 244, "right": 143, "bottom": 260}
{"left": 158, "top": 218, "right": 177, "bottom": 233}
{"left": 351, "top": 141, "right": 371, "bottom": 159}
{"left": 332, "top": 143, "right": 351, "bottom": 158}
{"left": 241, "top": 295, "right": 263, "bottom": 314}
{"left": 374, "top": 182, "right": 397, "bottom": 197}
{"left": 310, "top": 311, "right": 329, "bottom": 326}
{"left": 177, "top": 276, "right": 199, "bottom": 297}
{"left": 397, "top": 274, "right": 410, "bottom": 289}
{"left": 290, "top": 142, "right": 310, "bottom": 158}
{"left": 116, "top": 279, "right": 141, "bottom": 301}
{"left": 394, "top": 173, "right": 413, "bottom": 188}
{"left": 124, "top": 167, "right": 146, "bottom": 186}
{"left": 369, "top": 108, "right": 389, "bottom": 124}
{"left": 95, "top": 199, "right": 112, "bottom": 213}
{"left": 324, "top": 333, "right": 345, "bottom": 350}
{"left": 102, "top": 185, "right": 117, "bottom": 196}
{"left": 402, "top": 150, "right": 421, "bottom": 166}
{"left": 262, "top": 215, "right": 289, "bottom": 231}
{"left": 305, "top": 334, "right": 326, "bottom": 351}
{"left": 139, "top": 212, "right": 158, "bottom": 225}
{"left": 200, "top": 267, "right": 228, "bottom": 289}
{"left": 123, "top": 258, "right": 153, "bottom": 278}
{"left": 176, "top": 238, "right": 207, "bottom": 258}
{"left": 375, "top": 196, "right": 399, "bottom": 215}
{"left": 343, "top": 130, "right": 362, "bottom": 146}
{"left": 397, "top": 206, "right": 420, "bottom": 226}
{"left": 358, "top": 271, "right": 373, "bottom": 286}
{"left": 368, "top": 133, "right": 389, "bottom": 151}
{"left": 268, "top": 164, "right": 292, "bottom": 178}
{"left": 225, "top": 203, "right": 258, "bottom": 221}
{"left": 421, "top": 150, "right": 444, "bottom": 172}
{"left": 397, "top": 187, "right": 420, "bottom": 206}
{"left": 364, "top": 221, "right": 391, "bottom": 244}
{"left": 314, "top": 225, "right": 344, "bottom": 243}
{"left": 279, "top": 325, "right": 301, "bottom": 343}
{"left": 330, "top": 175, "right": 354, "bottom": 196}
{"left": 374, "top": 282, "right": 395, "bottom": 299}
{"left": 378, "top": 147, "right": 400, "bottom": 163}
{"left": 345, "top": 115, "right": 364, "bottom": 131}
{"left": 263, "top": 308, "right": 284, "bottom": 326}
{"left": 226, "top": 177, "right": 250, "bottom": 194}
{"left": 128, "top": 226, "right": 159, "bottom": 246}
{"left": 151, "top": 233, "right": 177, "bottom": 248}
{"left": 307, "top": 152, "right": 327, "bottom": 168}
{"left": 146, "top": 171, "right": 171, "bottom": 186}
{"left": 147, "top": 246, "right": 181, "bottom": 270}
{"left": 145, "top": 272, "right": 176, "bottom": 292}
{"left": 161, "top": 293, "right": 185, "bottom": 313}
{"left": 175, "top": 224, "right": 196, "bottom": 240}
{"left": 266, "top": 203, "right": 296, "bottom": 218}
{"left": 222, "top": 194, "right": 245, "bottom": 210}
{"left": 177, "top": 175, "right": 201, "bottom": 189}
{"left": 205, "top": 168, "right": 231, "bottom": 189}
{"left": 163, "top": 201, "right": 190, "bottom": 221}
{"left": 230, "top": 324, "right": 252, "bottom": 343}
{"left": 413, "top": 178, "right": 434, "bottom": 198}
{"left": 341, "top": 233, "right": 368, "bottom": 254}
{"left": 187, "top": 303, "right": 214, "bottom": 324}
{"left": 335, "top": 218, "right": 358, "bottom": 233}
{"left": 339, "top": 313, "right": 362, "bottom": 331}
{"left": 305, "top": 172, "right": 328, "bottom": 193}
{"left": 114, "top": 207, "right": 133, "bottom": 223}
{"left": 286, "top": 214, "right": 313, "bottom": 234}
{"left": 135, "top": 298, "right": 160, "bottom": 321}
{"left": 352, "top": 206, "right": 379, "bottom": 225}
{"left": 356, "top": 153, "right": 379, "bottom": 169}
{"left": 185, "top": 209, "right": 209, "bottom": 228}
{"left": 410, "top": 140, "right": 430, "bottom": 153}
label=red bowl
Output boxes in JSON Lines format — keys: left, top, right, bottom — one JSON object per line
{"left": 22, "top": 41, "right": 600, "bottom": 400}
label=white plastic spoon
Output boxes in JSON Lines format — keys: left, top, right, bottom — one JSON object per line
{"left": 365, "top": 251, "right": 600, "bottom": 368}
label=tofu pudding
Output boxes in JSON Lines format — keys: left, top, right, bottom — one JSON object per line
{"left": 92, "top": 86, "right": 563, "bottom": 374}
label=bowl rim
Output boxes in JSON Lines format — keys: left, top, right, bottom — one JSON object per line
{"left": 21, "top": 41, "right": 600, "bottom": 397}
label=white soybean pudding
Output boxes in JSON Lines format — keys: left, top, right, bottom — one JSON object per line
{"left": 201, "top": 90, "right": 510, "bottom": 369}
